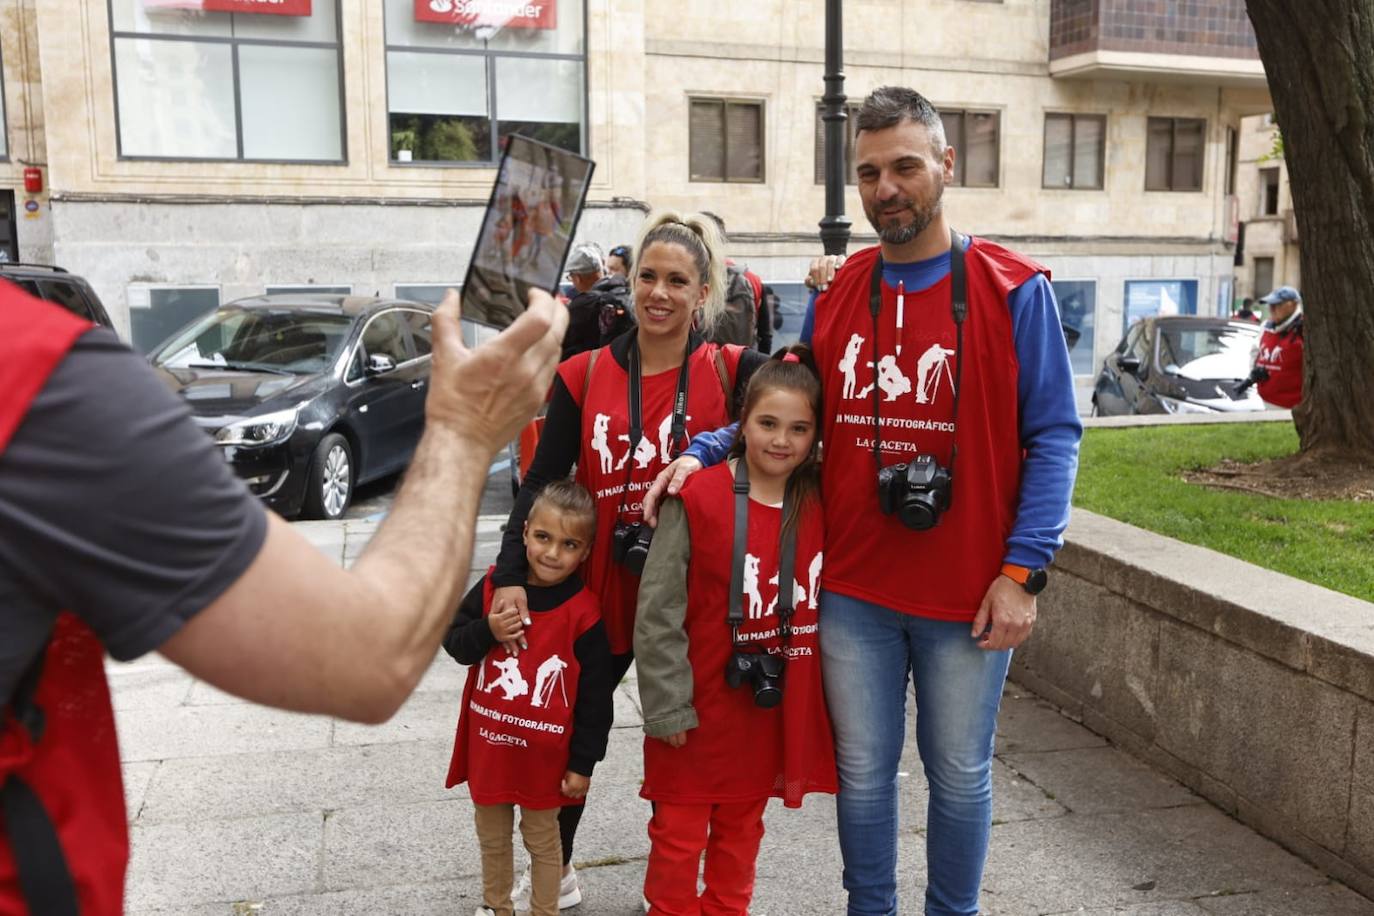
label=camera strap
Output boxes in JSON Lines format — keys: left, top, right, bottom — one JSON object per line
{"left": 867, "top": 228, "right": 968, "bottom": 483}
{"left": 613, "top": 333, "right": 693, "bottom": 523}
{"left": 727, "top": 459, "right": 798, "bottom": 647}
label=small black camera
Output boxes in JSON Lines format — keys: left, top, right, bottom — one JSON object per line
{"left": 724, "top": 650, "right": 785, "bottom": 708}
{"left": 876, "top": 454, "right": 953, "bottom": 531}
{"left": 612, "top": 520, "right": 654, "bottom": 576}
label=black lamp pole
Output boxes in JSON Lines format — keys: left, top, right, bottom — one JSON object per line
{"left": 819, "top": 0, "right": 852, "bottom": 256}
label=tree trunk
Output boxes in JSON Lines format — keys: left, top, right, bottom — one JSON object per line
{"left": 1246, "top": 0, "right": 1374, "bottom": 459}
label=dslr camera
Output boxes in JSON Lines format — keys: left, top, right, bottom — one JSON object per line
{"left": 876, "top": 454, "right": 953, "bottom": 531}
{"left": 612, "top": 520, "right": 654, "bottom": 576}
{"left": 724, "top": 649, "right": 785, "bottom": 708}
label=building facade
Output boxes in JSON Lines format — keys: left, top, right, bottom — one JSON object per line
{"left": 1234, "top": 111, "right": 1298, "bottom": 304}
{"left": 1, "top": 0, "right": 1271, "bottom": 404}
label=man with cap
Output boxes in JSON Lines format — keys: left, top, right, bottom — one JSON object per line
{"left": 562, "top": 243, "right": 635, "bottom": 359}
{"left": 1241, "top": 285, "right": 1305, "bottom": 407}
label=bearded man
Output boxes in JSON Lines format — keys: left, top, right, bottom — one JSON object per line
{"left": 645, "top": 86, "right": 1082, "bottom": 916}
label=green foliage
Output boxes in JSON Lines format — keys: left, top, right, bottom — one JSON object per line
{"left": 1258, "top": 125, "right": 1284, "bottom": 164}
{"left": 424, "top": 118, "right": 480, "bottom": 162}
{"left": 1074, "top": 424, "right": 1374, "bottom": 602}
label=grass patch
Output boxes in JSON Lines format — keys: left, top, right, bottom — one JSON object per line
{"left": 1074, "top": 423, "right": 1374, "bottom": 603}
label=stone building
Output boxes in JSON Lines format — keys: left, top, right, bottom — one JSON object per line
{"left": 1, "top": 0, "right": 1271, "bottom": 403}
{"left": 1234, "top": 111, "right": 1299, "bottom": 305}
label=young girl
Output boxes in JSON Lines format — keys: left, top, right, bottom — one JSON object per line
{"left": 443, "top": 480, "right": 614, "bottom": 916}
{"left": 634, "top": 346, "right": 837, "bottom": 915}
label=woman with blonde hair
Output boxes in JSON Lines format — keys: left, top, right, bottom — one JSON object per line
{"left": 488, "top": 212, "right": 770, "bottom": 910}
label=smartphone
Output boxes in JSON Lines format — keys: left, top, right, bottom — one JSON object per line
{"left": 462, "top": 135, "right": 596, "bottom": 329}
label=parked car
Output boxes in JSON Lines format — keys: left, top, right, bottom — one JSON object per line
{"left": 1092, "top": 315, "right": 1264, "bottom": 416}
{"left": 149, "top": 294, "right": 435, "bottom": 520}
{"left": 1, "top": 262, "right": 114, "bottom": 329}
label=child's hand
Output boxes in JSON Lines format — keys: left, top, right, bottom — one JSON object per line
{"left": 487, "top": 604, "right": 526, "bottom": 649}
{"left": 658, "top": 731, "right": 688, "bottom": 748}
{"left": 561, "top": 771, "right": 590, "bottom": 798}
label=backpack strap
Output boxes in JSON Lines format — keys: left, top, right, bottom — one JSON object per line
{"left": 2, "top": 644, "right": 81, "bottom": 916}
{"left": 713, "top": 345, "right": 744, "bottom": 420}
{"left": 580, "top": 348, "right": 601, "bottom": 407}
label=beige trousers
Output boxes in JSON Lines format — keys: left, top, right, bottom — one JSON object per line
{"left": 473, "top": 803, "right": 563, "bottom": 916}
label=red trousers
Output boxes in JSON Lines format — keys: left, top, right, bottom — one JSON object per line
{"left": 643, "top": 799, "right": 768, "bottom": 916}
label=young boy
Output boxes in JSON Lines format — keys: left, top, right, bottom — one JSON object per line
{"left": 444, "top": 479, "right": 613, "bottom": 916}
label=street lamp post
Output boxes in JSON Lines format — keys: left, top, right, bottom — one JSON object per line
{"left": 819, "top": 0, "right": 852, "bottom": 256}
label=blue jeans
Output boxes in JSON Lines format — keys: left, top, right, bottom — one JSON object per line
{"left": 819, "top": 591, "right": 1011, "bottom": 916}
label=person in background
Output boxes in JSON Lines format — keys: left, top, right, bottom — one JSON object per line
{"left": 563, "top": 244, "right": 636, "bottom": 360}
{"left": 1240, "top": 285, "right": 1305, "bottom": 408}
{"left": 757, "top": 284, "right": 779, "bottom": 353}
{"left": 607, "top": 245, "right": 633, "bottom": 279}
{"left": 0, "top": 283, "right": 565, "bottom": 915}
{"left": 701, "top": 212, "right": 765, "bottom": 350}
{"left": 1235, "top": 297, "right": 1261, "bottom": 323}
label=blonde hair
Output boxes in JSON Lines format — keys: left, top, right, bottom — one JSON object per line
{"left": 632, "top": 210, "right": 727, "bottom": 335}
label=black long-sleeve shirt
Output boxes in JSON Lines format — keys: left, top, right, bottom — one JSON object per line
{"left": 443, "top": 573, "right": 614, "bottom": 776}
{"left": 492, "top": 330, "right": 769, "bottom": 587}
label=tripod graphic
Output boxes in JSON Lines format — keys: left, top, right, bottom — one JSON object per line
{"left": 532, "top": 654, "right": 569, "bottom": 709}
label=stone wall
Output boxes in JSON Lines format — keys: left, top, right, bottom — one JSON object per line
{"left": 1013, "top": 509, "right": 1374, "bottom": 899}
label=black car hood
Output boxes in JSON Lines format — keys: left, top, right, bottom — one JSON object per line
{"left": 153, "top": 365, "right": 333, "bottom": 422}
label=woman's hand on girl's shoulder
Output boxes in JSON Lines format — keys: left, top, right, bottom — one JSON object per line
{"left": 643, "top": 456, "right": 702, "bottom": 527}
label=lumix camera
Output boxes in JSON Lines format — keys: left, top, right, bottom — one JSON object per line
{"left": 876, "top": 453, "right": 953, "bottom": 531}
{"left": 724, "top": 649, "right": 785, "bottom": 708}
{"left": 612, "top": 520, "right": 654, "bottom": 576}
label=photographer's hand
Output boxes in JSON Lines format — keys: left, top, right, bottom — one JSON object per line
{"left": 491, "top": 585, "right": 531, "bottom": 654}
{"left": 643, "top": 456, "right": 702, "bottom": 527}
{"left": 971, "top": 575, "right": 1036, "bottom": 651}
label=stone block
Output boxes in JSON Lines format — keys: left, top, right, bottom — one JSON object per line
{"left": 322, "top": 798, "right": 481, "bottom": 890}
{"left": 331, "top": 689, "right": 463, "bottom": 747}
{"left": 136, "top": 739, "right": 458, "bottom": 824}
{"left": 1153, "top": 618, "right": 1358, "bottom": 854}
{"left": 1016, "top": 579, "right": 1161, "bottom": 741}
{"left": 1310, "top": 625, "right": 1374, "bottom": 703}
{"left": 125, "top": 813, "right": 322, "bottom": 910}
{"left": 122, "top": 761, "right": 158, "bottom": 821}
{"left": 981, "top": 805, "right": 1322, "bottom": 914}
{"left": 114, "top": 703, "right": 333, "bottom": 763}
{"left": 106, "top": 665, "right": 193, "bottom": 711}
{"left": 1348, "top": 709, "right": 1374, "bottom": 877}
{"left": 995, "top": 692, "right": 1107, "bottom": 755}
{"left": 1002, "top": 746, "right": 1201, "bottom": 816}
{"left": 1197, "top": 883, "right": 1374, "bottom": 915}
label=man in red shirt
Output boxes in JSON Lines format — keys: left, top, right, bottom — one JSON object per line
{"left": 0, "top": 284, "right": 566, "bottom": 914}
{"left": 1243, "top": 285, "right": 1305, "bottom": 408}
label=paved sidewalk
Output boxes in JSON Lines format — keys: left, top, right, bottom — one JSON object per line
{"left": 111, "top": 519, "right": 1374, "bottom": 915}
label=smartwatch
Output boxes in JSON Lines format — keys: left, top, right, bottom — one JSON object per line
{"left": 1001, "top": 563, "right": 1048, "bottom": 595}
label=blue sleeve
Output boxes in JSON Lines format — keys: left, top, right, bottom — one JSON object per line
{"left": 1005, "top": 274, "right": 1082, "bottom": 569}
{"left": 800, "top": 289, "right": 818, "bottom": 345}
{"left": 684, "top": 422, "right": 738, "bottom": 466}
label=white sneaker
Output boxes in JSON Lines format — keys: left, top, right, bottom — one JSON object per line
{"left": 474, "top": 908, "right": 496, "bottom": 916}
{"left": 511, "top": 864, "right": 583, "bottom": 910}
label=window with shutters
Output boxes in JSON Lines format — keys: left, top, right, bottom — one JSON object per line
{"left": 1042, "top": 113, "right": 1105, "bottom": 190}
{"left": 938, "top": 109, "right": 1000, "bottom": 187}
{"left": 813, "top": 102, "right": 862, "bottom": 184}
{"left": 1145, "top": 117, "right": 1205, "bottom": 191}
{"left": 1259, "top": 167, "right": 1280, "bottom": 216}
{"left": 689, "top": 98, "right": 765, "bottom": 183}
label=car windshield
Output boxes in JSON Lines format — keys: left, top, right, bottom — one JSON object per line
{"left": 1157, "top": 324, "right": 1258, "bottom": 381}
{"left": 152, "top": 308, "right": 353, "bottom": 375}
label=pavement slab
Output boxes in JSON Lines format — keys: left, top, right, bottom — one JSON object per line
{"left": 115, "top": 702, "right": 333, "bottom": 762}
{"left": 1001, "top": 745, "right": 1204, "bottom": 816}
{"left": 1196, "top": 882, "right": 1374, "bottom": 915}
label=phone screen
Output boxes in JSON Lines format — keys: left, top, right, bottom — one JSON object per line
{"left": 461, "top": 135, "right": 596, "bottom": 329}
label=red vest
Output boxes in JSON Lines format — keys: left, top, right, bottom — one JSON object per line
{"left": 447, "top": 571, "right": 602, "bottom": 808}
{"left": 641, "top": 463, "right": 836, "bottom": 808}
{"left": 810, "top": 242, "right": 1043, "bottom": 622}
{"left": 1256, "top": 323, "right": 1304, "bottom": 408}
{"left": 0, "top": 280, "right": 128, "bottom": 915}
{"left": 557, "top": 341, "right": 743, "bottom": 654}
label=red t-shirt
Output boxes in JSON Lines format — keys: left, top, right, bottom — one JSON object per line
{"left": 1256, "top": 324, "right": 1304, "bottom": 408}
{"left": 810, "top": 242, "right": 1044, "bottom": 622}
{"left": 559, "top": 344, "right": 742, "bottom": 654}
{"left": 641, "top": 463, "right": 837, "bottom": 808}
{"left": 447, "top": 572, "right": 602, "bottom": 808}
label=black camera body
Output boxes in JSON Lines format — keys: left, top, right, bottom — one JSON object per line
{"left": 612, "top": 520, "right": 654, "bottom": 576}
{"left": 876, "top": 453, "right": 953, "bottom": 531}
{"left": 724, "top": 649, "right": 785, "bottom": 708}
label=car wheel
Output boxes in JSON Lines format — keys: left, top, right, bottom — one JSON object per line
{"left": 304, "top": 433, "right": 353, "bottom": 520}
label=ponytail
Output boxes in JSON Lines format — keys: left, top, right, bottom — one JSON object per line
{"left": 633, "top": 210, "right": 728, "bottom": 335}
